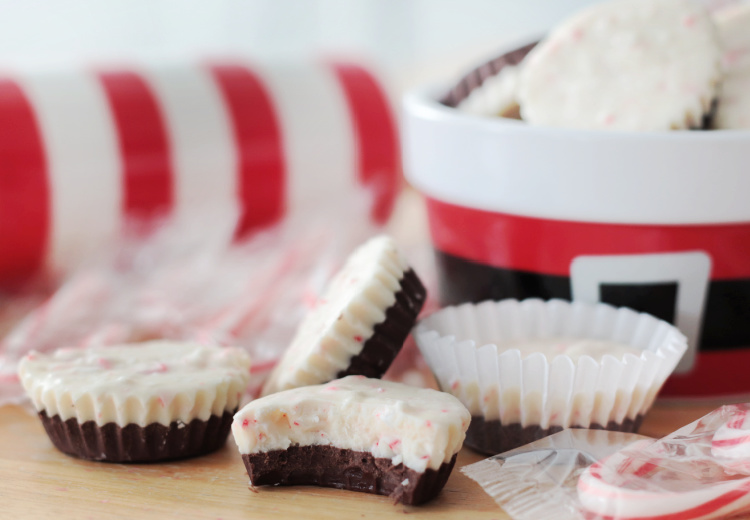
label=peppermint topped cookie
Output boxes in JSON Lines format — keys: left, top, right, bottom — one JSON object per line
{"left": 518, "top": 0, "right": 723, "bottom": 131}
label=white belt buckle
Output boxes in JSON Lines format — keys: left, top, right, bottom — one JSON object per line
{"left": 571, "top": 251, "right": 711, "bottom": 373}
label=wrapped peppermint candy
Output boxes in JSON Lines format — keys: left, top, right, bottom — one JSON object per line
{"left": 463, "top": 403, "right": 750, "bottom": 520}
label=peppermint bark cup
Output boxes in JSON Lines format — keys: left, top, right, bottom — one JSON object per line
{"left": 233, "top": 376, "right": 470, "bottom": 505}
{"left": 415, "top": 299, "right": 686, "bottom": 455}
{"left": 262, "top": 235, "right": 426, "bottom": 396}
{"left": 18, "top": 341, "right": 251, "bottom": 462}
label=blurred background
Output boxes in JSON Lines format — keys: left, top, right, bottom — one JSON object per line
{"left": 0, "top": 0, "right": 613, "bottom": 398}
{"left": 0, "top": 0, "right": 601, "bottom": 92}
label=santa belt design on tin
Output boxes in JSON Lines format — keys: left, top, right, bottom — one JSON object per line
{"left": 426, "top": 197, "right": 750, "bottom": 398}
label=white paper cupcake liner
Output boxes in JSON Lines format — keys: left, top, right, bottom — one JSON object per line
{"left": 415, "top": 299, "right": 687, "bottom": 431}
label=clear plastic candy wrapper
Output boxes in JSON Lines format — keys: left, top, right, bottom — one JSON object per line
{"left": 463, "top": 404, "right": 750, "bottom": 520}
{"left": 0, "top": 199, "right": 404, "bottom": 406}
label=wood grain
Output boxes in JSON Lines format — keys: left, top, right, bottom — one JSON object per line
{"left": 0, "top": 402, "right": 731, "bottom": 520}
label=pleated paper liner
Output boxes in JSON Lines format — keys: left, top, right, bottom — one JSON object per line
{"left": 415, "top": 299, "right": 686, "bottom": 454}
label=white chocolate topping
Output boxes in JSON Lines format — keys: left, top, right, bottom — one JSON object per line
{"left": 261, "top": 236, "right": 410, "bottom": 396}
{"left": 714, "top": 2, "right": 750, "bottom": 129}
{"left": 715, "top": 2, "right": 750, "bottom": 72}
{"left": 447, "top": 338, "right": 644, "bottom": 423}
{"left": 18, "top": 341, "right": 251, "bottom": 427}
{"left": 457, "top": 65, "right": 522, "bottom": 118}
{"left": 500, "top": 337, "right": 642, "bottom": 362}
{"left": 518, "top": 0, "right": 722, "bottom": 131}
{"left": 233, "top": 376, "right": 470, "bottom": 473}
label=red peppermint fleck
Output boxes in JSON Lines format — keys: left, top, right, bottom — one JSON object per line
{"left": 425, "top": 421, "right": 432, "bottom": 428}
{"left": 327, "top": 386, "right": 338, "bottom": 391}
{"left": 450, "top": 381, "right": 460, "bottom": 391}
{"left": 27, "top": 353, "right": 36, "bottom": 360}
{"left": 353, "top": 335, "right": 363, "bottom": 342}
{"left": 97, "top": 358, "right": 112, "bottom": 370}
{"left": 242, "top": 418, "right": 250, "bottom": 427}
{"left": 157, "top": 397, "right": 166, "bottom": 407}
{"left": 293, "top": 421, "right": 300, "bottom": 426}
{"left": 441, "top": 409, "right": 449, "bottom": 413}
{"left": 421, "top": 455, "right": 430, "bottom": 460}
{"left": 388, "top": 440, "right": 401, "bottom": 450}
{"left": 145, "top": 362, "right": 169, "bottom": 375}
{"left": 725, "top": 49, "right": 747, "bottom": 66}
{"left": 0, "top": 373, "right": 18, "bottom": 384}
{"left": 376, "top": 388, "right": 385, "bottom": 393}
{"left": 258, "top": 432, "right": 266, "bottom": 440}
{"left": 302, "top": 291, "right": 318, "bottom": 309}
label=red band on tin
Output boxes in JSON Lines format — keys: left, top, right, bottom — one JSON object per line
{"left": 663, "top": 349, "right": 750, "bottom": 397}
{"left": 208, "top": 64, "right": 285, "bottom": 238}
{"left": 0, "top": 80, "right": 49, "bottom": 285}
{"left": 98, "top": 71, "right": 173, "bottom": 220}
{"left": 426, "top": 197, "right": 750, "bottom": 280}
{"left": 330, "top": 63, "right": 400, "bottom": 224}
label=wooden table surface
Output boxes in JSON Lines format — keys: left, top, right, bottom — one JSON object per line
{"left": 0, "top": 401, "right": 729, "bottom": 520}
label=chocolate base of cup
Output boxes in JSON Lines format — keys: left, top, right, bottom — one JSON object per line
{"left": 242, "top": 445, "right": 456, "bottom": 505}
{"left": 337, "top": 268, "right": 427, "bottom": 380}
{"left": 38, "top": 409, "right": 236, "bottom": 462}
{"left": 465, "top": 414, "right": 644, "bottom": 455}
